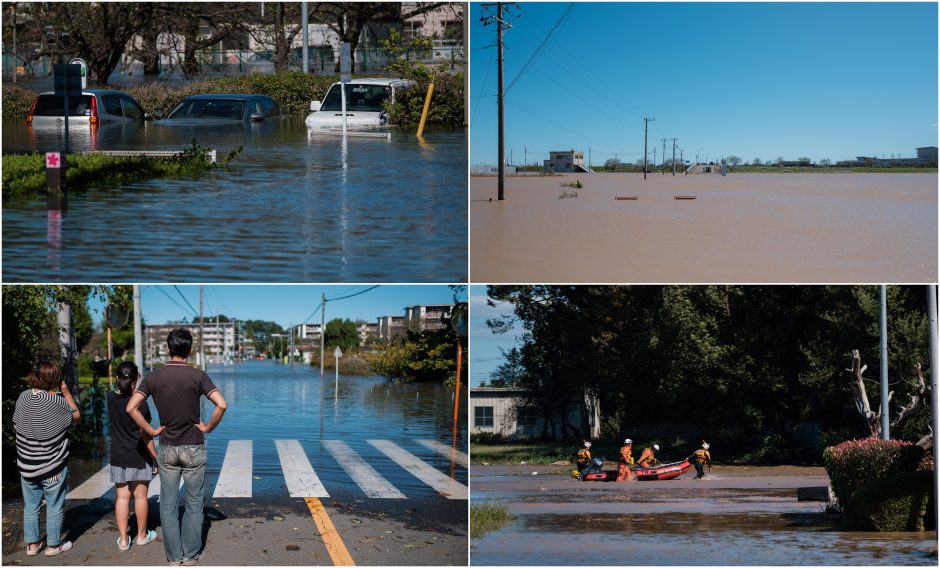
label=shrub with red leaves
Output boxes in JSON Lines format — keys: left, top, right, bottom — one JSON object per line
{"left": 822, "top": 437, "right": 925, "bottom": 514}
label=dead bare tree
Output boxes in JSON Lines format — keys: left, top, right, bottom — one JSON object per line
{"left": 846, "top": 349, "right": 931, "bottom": 449}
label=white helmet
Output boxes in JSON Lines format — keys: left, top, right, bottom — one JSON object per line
{"left": 653, "top": 444, "right": 659, "bottom": 451}
{"left": 624, "top": 438, "right": 632, "bottom": 445}
{"left": 584, "top": 441, "right": 592, "bottom": 448}
{"left": 702, "top": 442, "right": 710, "bottom": 450}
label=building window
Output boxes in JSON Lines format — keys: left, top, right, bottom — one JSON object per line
{"left": 475, "top": 406, "right": 494, "bottom": 427}
{"left": 517, "top": 406, "right": 538, "bottom": 427}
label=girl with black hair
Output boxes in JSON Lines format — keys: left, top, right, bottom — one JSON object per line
{"left": 107, "top": 361, "right": 159, "bottom": 551}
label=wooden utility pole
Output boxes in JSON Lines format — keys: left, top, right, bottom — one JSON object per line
{"left": 643, "top": 117, "right": 654, "bottom": 180}
{"left": 199, "top": 286, "right": 205, "bottom": 371}
{"left": 671, "top": 138, "right": 678, "bottom": 176}
{"left": 661, "top": 138, "right": 667, "bottom": 174}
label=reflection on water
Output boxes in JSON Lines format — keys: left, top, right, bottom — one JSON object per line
{"left": 72, "top": 361, "right": 466, "bottom": 502}
{"left": 2, "top": 118, "right": 467, "bottom": 282}
{"left": 472, "top": 512, "right": 937, "bottom": 565}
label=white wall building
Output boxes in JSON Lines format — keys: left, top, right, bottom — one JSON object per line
{"left": 470, "top": 387, "right": 600, "bottom": 440}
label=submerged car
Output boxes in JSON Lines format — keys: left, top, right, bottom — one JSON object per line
{"left": 27, "top": 90, "right": 147, "bottom": 126}
{"left": 305, "top": 78, "right": 415, "bottom": 129}
{"left": 159, "top": 94, "right": 284, "bottom": 124}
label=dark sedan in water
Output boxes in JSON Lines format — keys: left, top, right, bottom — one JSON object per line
{"left": 158, "top": 94, "right": 285, "bottom": 124}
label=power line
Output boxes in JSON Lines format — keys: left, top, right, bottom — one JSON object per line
{"left": 327, "top": 285, "right": 380, "bottom": 302}
{"left": 505, "top": 2, "right": 575, "bottom": 95}
{"left": 173, "top": 285, "right": 199, "bottom": 318}
{"left": 155, "top": 286, "right": 197, "bottom": 319}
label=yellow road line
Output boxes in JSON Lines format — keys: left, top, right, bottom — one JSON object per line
{"left": 305, "top": 497, "right": 355, "bottom": 566}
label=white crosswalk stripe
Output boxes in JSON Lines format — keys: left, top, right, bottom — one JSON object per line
{"left": 368, "top": 439, "right": 468, "bottom": 500}
{"left": 65, "top": 439, "right": 465, "bottom": 501}
{"left": 275, "top": 439, "right": 329, "bottom": 498}
{"left": 213, "top": 440, "right": 253, "bottom": 498}
{"left": 416, "top": 439, "right": 469, "bottom": 468}
{"left": 322, "top": 440, "right": 406, "bottom": 499}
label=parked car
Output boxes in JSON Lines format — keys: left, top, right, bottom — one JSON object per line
{"left": 158, "top": 94, "right": 284, "bottom": 124}
{"left": 305, "top": 78, "right": 415, "bottom": 129}
{"left": 27, "top": 89, "right": 147, "bottom": 127}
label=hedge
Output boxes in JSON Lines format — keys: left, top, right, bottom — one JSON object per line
{"left": 822, "top": 438, "right": 925, "bottom": 516}
{"left": 851, "top": 470, "right": 933, "bottom": 531}
{"left": 2, "top": 71, "right": 466, "bottom": 126}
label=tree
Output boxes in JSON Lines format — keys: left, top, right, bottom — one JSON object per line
{"left": 605, "top": 157, "right": 623, "bottom": 170}
{"left": 819, "top": 158, "right": 832, "bottom": 167}
{"left": 753, "top": 158, "right": 763, "bottom": 166}
{"left": 324, "top": 318, "right": 361, "bottom": 351}
{"left": 317, "top": 3, "right": 404, "bottom": 73}
{"left": 727, "top": 155, "right": 741, "bottom": 170}
{"left": 798, "top": 157, "right": 812, "bottom": 166}
{"left": 369, "top": 328, "right": 459, "bottom": 383}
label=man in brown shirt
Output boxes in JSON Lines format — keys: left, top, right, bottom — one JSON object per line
{"left": 127, "top": 329, "right": 227, "bottom": 566}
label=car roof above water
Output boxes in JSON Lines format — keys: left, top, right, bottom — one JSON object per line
{"left": 177, "top": 93, "right": 270, "bottom": 100}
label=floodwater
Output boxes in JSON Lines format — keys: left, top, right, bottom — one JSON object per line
{"left": 65, "top": 361, "right": 467, "bottom": 514}
{"left": 470, "top": 465, "right": 937, "bottom": 565}
{"left": 470, "top": 172, "right": 937, "bottom": 283}
{"left": 2, "top": 118, "right": 467, "bottom": 282}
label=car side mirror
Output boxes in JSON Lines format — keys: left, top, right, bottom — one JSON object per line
{"left": 250, "top": 113, "right": 265, "bottom": 122}
{"left": 309, "top": 101, "right": 321, "bottom": 112}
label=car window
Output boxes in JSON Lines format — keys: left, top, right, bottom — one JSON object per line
{"left": 101, "top": 95, "right": 123, "bottom": 117}
{"left": 261, "top": 97, "right": 280, "bottom": 117}
{"left": 168, "top": 99, "right": 244, "bottom": 120}
{"left": 320, "top": 84, "right": 390, "bottom": 112}
{"left": 32, "top": 94, "right": 94, "bottom": 117}
{"left": 121, "top": 97, "right": 144, "bottom": 120}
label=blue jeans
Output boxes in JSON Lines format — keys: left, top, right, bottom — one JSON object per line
{"left": 158, "top": 444, "right": 207, "bottom": 563}
{"left": 21, "top": 466, "right": 69, "bottom": 547}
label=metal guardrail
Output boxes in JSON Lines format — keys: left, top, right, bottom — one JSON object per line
{"left": 81, "top": 150, "right": 217, "bottom": 163}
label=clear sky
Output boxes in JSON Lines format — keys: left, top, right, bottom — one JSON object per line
{"left": 88, "top": 285, "right": 465, "bottom": 329}
{"left": 470, "top": 2, "right": 938, "bottom": 166}
{"left": 469, "top": 285, "right": 523, "bottom": 387}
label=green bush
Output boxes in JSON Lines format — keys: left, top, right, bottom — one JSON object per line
{"left": 385, "top": 71, "right": 464, "bottom": 128}
{"left": 470, "top": 503, "right": 513, "bottom": 538}
{"left": 823, "top": 438, "right": 925, "bottom": 516}
{"left": 2, "top": 84, "right": 37, "bottom": 118}
{"left": 851, "top": 470, "right": 933, "bottom": 531}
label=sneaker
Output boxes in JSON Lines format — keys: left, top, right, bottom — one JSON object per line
{"left": 136, "top": 530, "right": 157, "bottom": 546}
{"left": 45, "top": 541, "right": 73, "bottom": 556}
{"left": 117, "top": 536, "right": 131, "bottom": 551}
{"left": 181, "top": 553, "right": 203, "bottom": 566}
{"left": 26, "top": 540, "right": 44, "bottom": 556}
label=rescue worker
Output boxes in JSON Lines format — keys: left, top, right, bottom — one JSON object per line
{"left": 575, "top": 441, "right": 592, "bottom": 474}
{"left": 615, "top": 438, "right": 635, "bottom": 482}
{"left": 637, "top": 444, "right": 659, "bottom": 468}
{"left": 690, "top": 442, "right": 711, "bottom": 479}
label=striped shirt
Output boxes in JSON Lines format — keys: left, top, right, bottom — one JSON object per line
{"left": 12, "top": 390, "right": 73, "bottom": 481}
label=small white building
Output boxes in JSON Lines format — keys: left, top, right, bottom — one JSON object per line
{"left": 470, "top": 387, "right": 600, "bottom": 440}
{"left": 544, "top": 150, "right": 592, "bottom": 173}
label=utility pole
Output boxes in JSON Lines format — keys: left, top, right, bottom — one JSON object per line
{"left": 643, "top": 117, "right": 654, "bottom": 180}
{"left": 463, "top": 2, "right": 469, "bottom": 126}
{"left": 199, "top": 286, "right": 205, "bottom": 371}
{"left": 57, "top": 303, "right": 78, "bottom": 400}
{"left": 483, "top": 3, "right": 511, "bottom": 200}
{"left": 653, "top": 147, "right": 656, "bottom": 170}
{"left": 661, "top": 138, "right": 667, "bottom": 174}
{"left": 320, "top": 293, "right": 326, "bottom": 384}
{"left": 524, "top": 146, "right": 527, "bottom": 171}
{"left": 301, "top": 1, "right": 308, "bottom": 73}
{"left": 671, "top": 138, "right": 678, "bottom": 176}
{"left": 880, "top": 285, "right": 889, "bottom": 440}
{"left": 289, "top": 323, "right": 294, "bottom": 368}
{"left": 133, "top": 285, "right": 143, "bottom": 375}
{"left": 927, "top": 285, "right": 938, "bottom": 516}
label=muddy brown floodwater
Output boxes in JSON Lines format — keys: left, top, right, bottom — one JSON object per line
{"left": 470, "top": 465, "right": 937, "bottom": 565}
{"left": 470, "top": 173, "right": 937, "bottom": 283}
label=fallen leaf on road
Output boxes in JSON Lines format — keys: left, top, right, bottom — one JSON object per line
{"left": 286, "top": 544, "right": 300, "bottom": 551}
{"left": 351, "top": 519, "right": 362, "bottom": 524}
{"left": 273, "top": 516, "right": 284, "bottom": 521}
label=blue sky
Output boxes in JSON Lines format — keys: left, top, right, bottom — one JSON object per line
{"left": 88, "top": 285, "right": 465, "bottom": 329}
{"left": 469, "top": 285, "right": 523, "bottom": 387}
{"left": 470, "top": 2, "right": 938, "bottom": 166}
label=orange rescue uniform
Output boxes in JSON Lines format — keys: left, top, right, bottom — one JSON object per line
{"left": 637, "top": 447, "right": 656, "bottom": 468}
{"left": 615, "top": 444, "right": 634, "bottom": 482}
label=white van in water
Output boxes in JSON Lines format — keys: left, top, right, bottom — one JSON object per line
{"left": 305, "top": 78, "right": 415, "bottom": 129}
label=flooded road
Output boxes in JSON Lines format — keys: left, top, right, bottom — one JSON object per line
{"left": 2, "top": 119, "right": 467, "bottom": 282}
{"left": 59, "top": 361, "right": 467, "bottom": 524}
{"left": 471, "top": 465, "right": 937, "bottom": 565}
{"left": 470, "top": 172, "right": 937, "bottom": 283}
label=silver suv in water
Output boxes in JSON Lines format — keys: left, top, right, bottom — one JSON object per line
{"left": 27, "top": 90, "right": 147, "bottom": 127}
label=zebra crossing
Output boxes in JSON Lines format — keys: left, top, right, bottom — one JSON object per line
{"left": 66, "top": 439, "right": 468, "bottom": 501}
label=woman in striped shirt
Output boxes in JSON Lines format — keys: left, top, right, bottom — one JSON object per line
{"left": 12, "top": 361, "right": 81, "bottom": 557}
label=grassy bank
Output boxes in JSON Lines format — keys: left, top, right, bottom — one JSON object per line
{"left": 471, "top": 441, "right": 579, "bottom": 465}
{"left": 2, "top": 71, "right": 466, "bottom": 127}
{"left": 470, "top": 503, "right": 513, "bottom": 538}
{"left": 2, "top": 141, "right": 234, "bottom": 199}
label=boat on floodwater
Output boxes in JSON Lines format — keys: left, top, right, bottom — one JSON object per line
{"left": 582, "top": 459, "right": 692, "bottom": 481}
